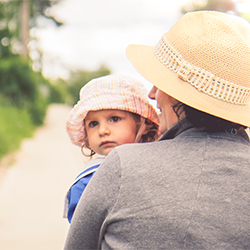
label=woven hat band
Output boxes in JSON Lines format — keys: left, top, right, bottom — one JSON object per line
{"left": 154, "top": 36, "right": 250, "bottom": 106}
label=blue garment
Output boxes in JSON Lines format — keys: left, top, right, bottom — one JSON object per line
{"left": 64, "top": 157, "right": 105, "bottom": 223}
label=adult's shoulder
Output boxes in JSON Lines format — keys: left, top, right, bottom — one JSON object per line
{"left": 115, "top": 141, "right": 159, "bottom": 156}
{"left": 109, "top": 141, "right": 169, "bottom": 167}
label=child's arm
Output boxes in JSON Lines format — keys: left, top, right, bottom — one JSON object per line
{"left": 64, "top": 150, "right": 121, "bottom": 250}
{"left": 66, "top": 173, "right": 94, "bottom": 223}
{"left": 64, "top": 161, "right": 103, "bottom": 223}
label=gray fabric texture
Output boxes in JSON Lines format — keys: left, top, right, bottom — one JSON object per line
{"left": 64, "top": 123, "right": 250, "bottom": 250}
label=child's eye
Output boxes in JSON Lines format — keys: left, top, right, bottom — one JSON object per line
{"left": 88, "top": 121, "right": 98, "bottom": 127}
{"left": 110, "top": 116, "right": 121, "bottom": 122}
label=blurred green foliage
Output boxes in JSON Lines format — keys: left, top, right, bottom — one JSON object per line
{"left": 181, "top": 0, "right": 250, "bottom": 20}
{"left": 0, "top": 56, "right": 64, "bottom": 160}
{"left": 0, "top": 1, "right": 110, "bottom": 161}
{"left": 241, "top": 12, "right": 250, "bottom": 22}
{"left": 0, "top": 1, "right": 19, "bottom": 57}
{"left": 0, "top": 0, "right": 65, "bottom": 161}
{"left": 0, "top": 57, "right": 48, "bottom": 125}
{"left": 181, "top": 0, "right": 237, "bottom": 14}
{"left": 0, "top": 0, "right": 62, "bottom": 58}
{"left": 48, "top": 78, "right": 68, "bottom": 104}
{"left": 0, "top": 99, "right": 35, "bottom": 159}
{"left": 67, "top": 65, "right": 111, "bottom": 105}
{"left": 0, "top": 58, "right": 111, "bottom": 161}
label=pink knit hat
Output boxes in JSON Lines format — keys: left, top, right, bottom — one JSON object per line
{"left": 66, "top": 75, "right": 159, "bottom": 146}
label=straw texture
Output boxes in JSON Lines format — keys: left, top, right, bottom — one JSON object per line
{"left": 126, "top": 11, "right": 250, "bottom": 127}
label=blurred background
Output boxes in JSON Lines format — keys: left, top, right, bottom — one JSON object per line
{"left": 0, "top": 0, "right": 249, "bottom": 249}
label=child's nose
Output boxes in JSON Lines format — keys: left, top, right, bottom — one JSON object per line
{"left": 99, "top": 124, "right": 110, "bottom": 136}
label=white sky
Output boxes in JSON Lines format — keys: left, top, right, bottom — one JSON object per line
{"left": 32, "top": 0, "right": 192, "bottom": 89}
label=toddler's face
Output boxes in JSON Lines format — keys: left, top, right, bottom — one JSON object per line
{"left": 85, "top": 109, "right": 137, "bottom": 155}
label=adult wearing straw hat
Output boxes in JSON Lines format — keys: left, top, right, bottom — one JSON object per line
{"left": 64, "top": 11, "right": 250, "bottom": 250}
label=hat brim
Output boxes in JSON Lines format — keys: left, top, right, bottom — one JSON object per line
{"left": 66, "top": 89, "right": 160, "bottom": 146}
{"left": 126, "top": 44, "right": 250, "bottom": 127}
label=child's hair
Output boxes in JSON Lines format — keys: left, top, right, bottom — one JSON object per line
{"left": 66, "top": 75, "right": 159, "bottom": 155}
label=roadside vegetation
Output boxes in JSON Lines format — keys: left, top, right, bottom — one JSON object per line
{"left": 0, "top": 56, "right": 53, "bottom": 160}
{"left": 0, "top": 58, "right": 110, "bottom": 161}
{"left": 0, "top": 0, "right": 111, "bottom": 162}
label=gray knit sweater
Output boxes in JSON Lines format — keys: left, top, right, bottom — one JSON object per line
{"left": 64, "top": 121, "right": 250, "bottom": 250}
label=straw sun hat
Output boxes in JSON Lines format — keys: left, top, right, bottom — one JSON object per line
{"left": 66, "top": 75, "right": 159, "bottom": 146}
{"left": 126, "top": 11, "right": 250, "bottom": 127}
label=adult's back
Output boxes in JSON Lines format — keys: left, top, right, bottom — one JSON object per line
{"left": 64, "top": 124, "right": 250, "bottom": 249}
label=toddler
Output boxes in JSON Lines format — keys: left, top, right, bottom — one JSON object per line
{"left": 63, "top": 75, "right": 159, "bottom": 223}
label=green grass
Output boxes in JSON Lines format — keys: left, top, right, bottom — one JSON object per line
{"left": 0, "top": 104, "right": 36, "bottom": 160}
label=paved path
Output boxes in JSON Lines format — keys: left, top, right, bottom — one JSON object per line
{"left": 0, "top": 104, "right": 88, "bottom": 250}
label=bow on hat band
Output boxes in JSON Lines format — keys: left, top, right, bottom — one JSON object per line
{"left": 154, "top": 36, "right": 250, "bottom": 106}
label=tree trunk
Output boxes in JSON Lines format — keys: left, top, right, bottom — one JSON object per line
{"left": 20, "top": 0, "right": 29, "bottom": 57}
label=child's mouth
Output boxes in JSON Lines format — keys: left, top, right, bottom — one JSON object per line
{"left": 100, "top": 141, "right": 115, "bottom": 147}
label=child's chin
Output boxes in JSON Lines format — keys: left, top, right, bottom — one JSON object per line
{"left": 102, "top": 147, "right": 115, "bottom": 156}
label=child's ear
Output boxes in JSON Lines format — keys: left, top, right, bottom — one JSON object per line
{"left": 81, "top": 145, "right": 96, "bottom": 157}
{"left": 142, "top": 127, "right": 149, "bottom": 135}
